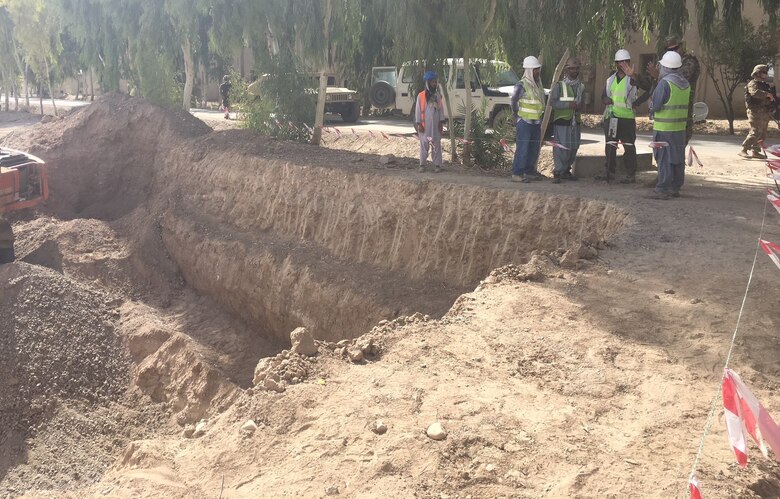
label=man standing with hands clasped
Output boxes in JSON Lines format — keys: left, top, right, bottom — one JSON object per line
{"left": 601, "top": 49, "right": 651, "bottom": 183}
{"left": 415, "top": 70, "right": 447, "bottom": 173}
{"left": 550, "top": 57, "right": 585, "bottom": 184}
{"left": 647, "top": 51, "right": 691, "bottom": 200}
{"left": 510, "top": 55, "right": 546, "bottom": 183}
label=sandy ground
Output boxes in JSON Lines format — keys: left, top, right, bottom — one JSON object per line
{"left": 0, "top": 97, "right": 779, "bottom": 498}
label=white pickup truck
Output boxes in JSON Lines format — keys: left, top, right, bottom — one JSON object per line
{"left": 368, "top": 59, "right": 519, "bottom": 127}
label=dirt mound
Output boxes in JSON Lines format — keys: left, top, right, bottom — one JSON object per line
{"left": 0, "top": 262, "right": 154, "bottom": 495}
{"left": 0, "top": 263, "right": 129, "bottom": 408}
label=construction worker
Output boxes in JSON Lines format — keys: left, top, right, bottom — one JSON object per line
{"left": 510, "top": 55, "right": 545, "bottom": 183}
{"left": 550, "top": 57, "right": 585, "bottom": 184}
{"left": 647, "top": 51, "right": 691, "bottom": 200}
{"left": 602, "top": 49, "right": 651, "bottom": 183}
{"left": 739, "top": 64, "right": 776, "bottom": 159}
{"left": 0, "top": 218, "right": 14, "bottom": 264}
{"left": 647, "top": 35, "right": 700, "bottom": 145}
{"left": 414, "top": 70, "right": 447, "bottom": 173}
{"left": 219, "top": 75, "right": 232, "bottom": 119}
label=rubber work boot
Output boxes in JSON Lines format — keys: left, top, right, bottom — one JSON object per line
{"left": 645, "top": 191, "right": 670, "bottom": 200}
{"left": 561, "top": 171, "right": 578, "bottom": 181}
{"left": 511, "top": 174, "right": 530, "bottom": 183}
{"left": 751, "top": 150, "right": 767, "bottom": 159}
{"left": 552, "top": 173, "right": 562, "bottom": 184}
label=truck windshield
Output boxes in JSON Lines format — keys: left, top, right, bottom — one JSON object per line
{"left": 476, "top": 64, "right": 520, "bottom": 87}
{"left": 372, "top": 67, "right": 397, "bottom": 87}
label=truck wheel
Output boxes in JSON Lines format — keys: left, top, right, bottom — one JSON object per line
{"left": 340, "top": 103, "right": 360, "bottom": 123}
{"left": 490, "top": 107, "right": 514, "bottom": 138}
{"left": 369, "top": 81, "right": 395, "bottom": 109}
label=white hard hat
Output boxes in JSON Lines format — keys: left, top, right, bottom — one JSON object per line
{"left": 523, "top": 56, "right": 542, "bottom": 69}
{"left": 659, "top": 50, "right": 682, "bottom": 69}
{"left": 614, "top": 49, "right": 631, "bottom": 61}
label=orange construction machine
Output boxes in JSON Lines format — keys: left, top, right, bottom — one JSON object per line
{"left": 0, "top": 148, "right": 47, "bottom": 263}
{"left": 0, "top": 148, "right": 48, "bottom": 214}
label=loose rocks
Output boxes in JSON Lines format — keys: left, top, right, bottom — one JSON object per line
{"left": 426, "top": 422, "right": 447, "bottom": 441}
{"left": 241, "top": 420, "right": 258, "bottom": 434}
{"left": 253, "top": 351, "right": 313, "bottom": 392}
{"left": 371, "top": 420, "right": 388, "bottom": 435}
{"left": 290, "top": 327, "right": 318, "bottom": 357}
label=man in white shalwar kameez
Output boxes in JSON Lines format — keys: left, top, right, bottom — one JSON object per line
{"left": 414, "top": 70, "right": 447, "bottom": 173}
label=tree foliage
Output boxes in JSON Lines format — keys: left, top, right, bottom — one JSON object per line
{"left": 700, "top": 19, "right": 778, "bottom": 133}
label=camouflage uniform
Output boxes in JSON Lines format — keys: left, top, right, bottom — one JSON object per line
{"left": 742, "top": 78, "right": 775, "bottom": 154}
{"left": 678, "top": 53, "right": 700, "bottom": 145}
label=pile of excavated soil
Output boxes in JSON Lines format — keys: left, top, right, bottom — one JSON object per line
{"left": 0, "top": 263, "right": 173, "bottom": 494}
{"left": 2, "top": 94, "right": 779, "bottom": 497}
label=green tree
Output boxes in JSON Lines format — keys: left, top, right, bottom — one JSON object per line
{"left": 1, "top": 0, "right": 61, "bottom": 115}
{"left": 700, "top": 19, "right": 778, "bottom": 134}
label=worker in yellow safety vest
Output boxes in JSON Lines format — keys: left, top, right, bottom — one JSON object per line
{"left": 510, "top": 56, "right": 546, "bottom": 183}
{"left": 647, "top": 51, "right": 691, "bottom": 200}
{"left": 601, "top": 49, "right": 651, "bottom": 183}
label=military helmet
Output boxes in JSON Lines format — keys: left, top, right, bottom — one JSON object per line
{"left": 752, "top": 64, "right": 769, "bottom": 77}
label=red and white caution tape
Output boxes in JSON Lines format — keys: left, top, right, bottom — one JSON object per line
{"left": 648, "top": 141, "right": 669, "bottom": 149}
{"left": 687, "top": 146, "right": 703, "bottom": 167}
{"left": 723, "top": 368, "right": 780, "bottom": 466}
{"left": 760, "top": 239, "right": 780, "bottom": 271}
{"left": 544, "top": 140, "right": 571, "bottom": 150}
{"left": 766, "top": 144, "right": 780, "bottom": 158}
{"left": 689, "top": 475, "right": 703, "bottom": 499}
{"left": 606, "top": 140, "right": 634, "bottom": 148}
{"left": 768, "top": 189, "right": 780, "bottom": 215}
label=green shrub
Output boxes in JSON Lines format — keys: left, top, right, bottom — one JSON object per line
{"left": 454, "top": 100, "right": 511, "bottom": 170}
{"left": 237, "top": 56, "right": 315, "bottom": 143}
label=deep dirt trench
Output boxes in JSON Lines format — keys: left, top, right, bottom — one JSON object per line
{"left": 10, "top": 96, "right": 630, "bottom": 347}
{"left": 6, "top": 97, "right": 627, "bottom": 354}
{"left": 0, "top": 95, "right": 637, "bottom": 495}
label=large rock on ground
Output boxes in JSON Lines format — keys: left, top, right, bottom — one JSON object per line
{"left": 290, "top": 327, "right": 318, "bottom": 356}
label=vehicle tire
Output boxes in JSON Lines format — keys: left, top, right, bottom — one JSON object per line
{"left": 369, "top": 81, "right": 395, "bottom": 109}
{"left": 340, "top": 103, "right": 360, "bottom": 123}
{"left": 490, "top": 106, "right": 514, "bottom": 138}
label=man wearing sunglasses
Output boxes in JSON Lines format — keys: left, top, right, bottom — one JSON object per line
{"left": 739, "top": 64, "right": 776, "bottom": 159}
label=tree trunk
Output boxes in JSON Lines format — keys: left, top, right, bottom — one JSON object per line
{"left": 89, "top": 66, "right": 95, "bottom": 101}
{"left": 439, "top": 77, "right": 457, "bottom": 162}
{"left": 463, "top": 54, "right": 472, "bottom": 166}
{"left": 181, "top": 38, "right": 194, "bottom": 111}
{"left": 0, "top": 69, "right": 6, "bottom": 111}
{"left": 24, "top": 63, "right": 30, "bottom": 110}
{"left": 200, "top": 63, "right": 207, "bottom": 107}
{"left": 312, "top": 67, "right": 328, "bottom": 145}
{"left": 10, "top": 45, "right": 27, "bottom": 110}
{"left": 13, "top": 81, "right": 18, "bottom": 111}
{"left": 44, "top": 58, "right": 57, "bottom": 117}
{"left": 38, "top": 84, "right": 43, "bottom": 116}
{"left": 312, "top": 0, "right": 333, "bottom": 146}
{"left": 726, "top": 87, "right": 736, "bottom": 135}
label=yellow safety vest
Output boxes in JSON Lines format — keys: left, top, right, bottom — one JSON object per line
{"left": 653, "top": 80, "right": 691, "bottom": 132}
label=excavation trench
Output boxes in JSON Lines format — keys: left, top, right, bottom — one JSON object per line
{"left": 10, "top": 96, "right": 631, "bottom": 352}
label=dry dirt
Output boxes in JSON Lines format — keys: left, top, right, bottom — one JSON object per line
{"left": 0, "top": 95, "right": 779, "bottom": 498}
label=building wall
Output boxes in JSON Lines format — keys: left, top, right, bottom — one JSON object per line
{"left": 588, "top": 0, "right": 770, "bottom": 120}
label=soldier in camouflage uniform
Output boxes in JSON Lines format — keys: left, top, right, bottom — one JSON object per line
{"left": 647, "top": 35, "right": 700, "bottom": 145}
{"left": 739, "top": 64, "right": 776, "bottom": 159}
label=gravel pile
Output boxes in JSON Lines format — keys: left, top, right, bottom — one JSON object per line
{"left": 0, "top": 263, "right": 130, "bottom": 424}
